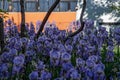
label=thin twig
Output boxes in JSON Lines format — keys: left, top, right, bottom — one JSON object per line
{"left": 36, "top": 0, "right": 60, "bottom": 38}
{"left": 64, "top": 0, "right": 86, "bottom": 42}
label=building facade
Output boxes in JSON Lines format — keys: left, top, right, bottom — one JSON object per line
{"left": 0, "top": 0, "right": 77, "bottom": 12}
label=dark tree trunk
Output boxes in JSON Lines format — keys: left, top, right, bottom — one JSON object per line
{"left": 20, "top": 0, "right": 26, "bottom": 37}
{"left": 0, "top": 17, "right": 4, "bottom": 53}
{"left": 64, "top": 0, "right": 86, "bottom": 42}
{"left": 36, "top": 0, "right": 60, "bottom": 38}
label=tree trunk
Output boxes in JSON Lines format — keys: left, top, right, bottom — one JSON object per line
{"left": 0, "top": 17, "right": 4, "bottom": 53}
{"left": 36, "top": 0, "right": 60, "bottom": 38}
{"left": 20, "top": 0, "right": 26, "bottom": 37}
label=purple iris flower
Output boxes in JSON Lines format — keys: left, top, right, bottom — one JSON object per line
{"left": 14, "top": 41, "right": 22, "bottom": 51}
{"left": 0, "top": 63, "right": 8, "bottom": 72}
{"left": 28, "top": 22, "right": 35, "bottom": 36}
{"left": 113, "top": 27, "right": 120, "bottom": 44}
{"left": 58, "top": 30, "right": 66, "bottom": 40}
{"left": 93, "top": 64, "right": 105, "bottom": 74}
{"left": 107, "top": 37, "right": 114, "bottom": 46}
{"left": 7, "top": 19, "right": 12, "bottom": 25}
{"left": 25, "top": 50, "right": 36, "bottom": 62}
{"left": 9, "top": 48, "right": 18, "bottom": 56}
{"left": 66, "top": 68, "right": 81, "bottom": 79}
{"left": 98, "top": 26, "right": 106, "bottom": 33}
{"left": 25, "top": 50, "right": 35, "bottom": 57}
{"left": 13, "top": 54, "right": 25, "bottom": 66}
{"left": 9, "top": 37, "right": 17, "bottom": 45}
{"left": 26, "top": 41, "right": 35, "bottom": 50}
{"left": 88, "top": 55, "right": 100, "bottom": 64}
{"left": 62, "top": 62, "right": 73, "bottom": 71}
{"left": 29, "top": 71, "right": 39, "bottom": 80}
{"left": 38, "top": 35, "right": 47, "bottom": 43}
{"left": 36, "top": 60, "right": 45, "bottom": 71}
{"left": 106, "top": 51, "right": 114, "bottom": 62}
{"left": 40, "top": 70, "right": 52, "bottom": 80}
{"left": 57, "top": 43, "right": 66, "bottom": 53}
{"left": 84, "top": 20, "right": 94, "bottom": 29}
{"left": 93, "top": 73, "right": 105, "bottom": 80}
{"left": 107, "top": 46, "right": 114, "bottom": 51}
{"left": 65, "top": 44, "right": 73, "bottom": 53}
{"left": 12, "top": 65, "right": 22, "bottom": 75}
{"left": 85, "top": 68, "right": 94, "bottom": 78}
{"left": 0, "top": 63, "right": 9, "bottom": 79}
{"left": 20, "top": 37, "right": 28, "bottom": 46}
{"left": 8, "top": 48, "right": 18, "bottom": 62}
{"left": 86, "top": 59, "right": 95, "bottom": 69}
{"left": 36, "top": 43, "right": 44, "bottom": 53}
{"left": 61, "top": 52, "right": 71, "bottom": 62}
{"left": 98, "top": 26, "right": 108, "bottom": 42}
{"left": 76, "top": 58, "right": 85, "bottom": 67}
{"left": 87, "top": 46, "right": 96, "bottom": 53}
{"left": 105, "top": 46, "right": 114, "bottom": 62}
{"left": 93, "top": 64, "right": 105, "bottom": 79}
{"left": 36, "top": 20, "right": 41, "bottom": 32}
{"left": 50, "top": 50, "right": 60, "bottom": 66}
{"left": 50, "top": 50, "right": 60, "bottom": 60}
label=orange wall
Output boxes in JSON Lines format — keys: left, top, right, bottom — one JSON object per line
{"left": 5, "top": 12, "right": 76, "bottom": 30}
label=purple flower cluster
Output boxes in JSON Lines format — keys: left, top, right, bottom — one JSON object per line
{"left": 113, "top": 27, "right": 120, "bottom": 44}
{"left": 0, "top": 19, "right": 119, "bottom": 79}
{"left": 12, "top": 54, "right": 25, "bottom": 75}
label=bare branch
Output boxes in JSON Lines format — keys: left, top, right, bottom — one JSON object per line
{"left": 36, "top": 0, "right": 60, "bottom": 38}
{"left": 0, "top": 17, "right": 4, "bottom": 53}
{"left": 64, "top": 0, "right": 86, "bottom": 42}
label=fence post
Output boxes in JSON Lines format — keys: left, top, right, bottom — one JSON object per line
{"left": 0, "top": 17, "right": 4, "bottom": 53}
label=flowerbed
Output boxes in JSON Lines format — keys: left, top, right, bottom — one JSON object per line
{"left": 0, "top": 20, "right": 120, "bottom": 80}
